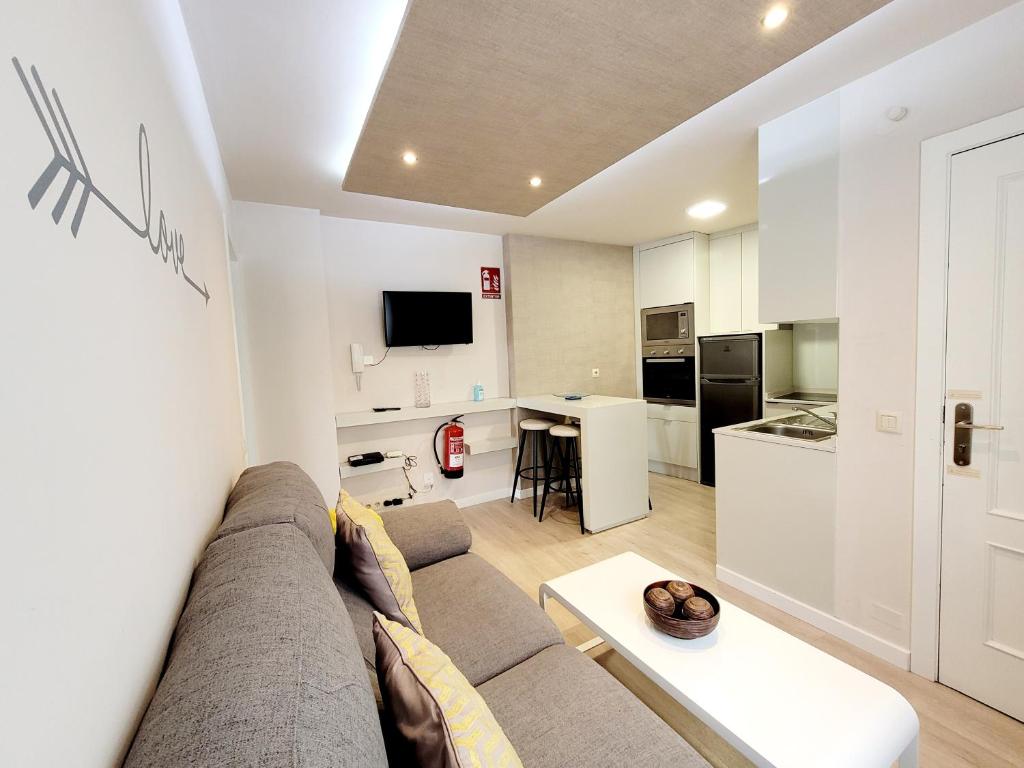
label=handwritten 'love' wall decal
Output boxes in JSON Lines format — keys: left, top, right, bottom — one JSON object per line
{"left": 12, "top": 57, "right": 210, "bottom": 305}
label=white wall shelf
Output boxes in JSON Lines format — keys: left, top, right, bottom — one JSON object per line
{"left": 335, "top": 397, "right": 516, "bottom": 428}
{"left": 338, "top": 456, "right": 406, "bottom": 479}
{"left": 466, "top": 436, "right": 518, "bottom": 455}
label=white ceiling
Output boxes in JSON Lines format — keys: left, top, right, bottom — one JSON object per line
{"left": 182, "top": 0, "right": 1017, "bottom": 246}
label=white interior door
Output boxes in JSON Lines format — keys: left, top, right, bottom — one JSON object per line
{"left": 939, "top": 133, "right": 1024, "bottom": 720}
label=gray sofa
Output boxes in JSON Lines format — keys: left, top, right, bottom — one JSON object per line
{"left": 125, "top": 462, "right": 708, "bottom": 767}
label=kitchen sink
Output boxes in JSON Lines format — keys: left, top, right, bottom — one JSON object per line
{"left": 742, "top": 423, "right": 835, "bottom": 441}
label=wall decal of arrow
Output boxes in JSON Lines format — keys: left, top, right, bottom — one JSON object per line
{"left": 12, "top": 56, "right": 210, "bottom": 305}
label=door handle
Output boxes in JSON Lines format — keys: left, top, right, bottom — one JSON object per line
{"left": 954, "top": 421, "right": 1004, "bottom": 431}
{"left": 952, "top": 402, "right": 1002, "bottom": 467}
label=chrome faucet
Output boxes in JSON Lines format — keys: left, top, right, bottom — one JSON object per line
{"left": 791, "top": 406, "right": 838, "bottom": 431}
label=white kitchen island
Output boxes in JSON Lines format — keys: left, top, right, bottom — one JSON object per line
{"left": 516, "top": 394, "right": 648, "bottom": 532}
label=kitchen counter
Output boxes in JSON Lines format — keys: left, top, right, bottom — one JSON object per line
{"left": 714, "top": 406, "right": 837, "bottom": 615}
{"left": 516, "top": 394, "right": 648, "bottom": 532}
{"left": 713, "top": 405, "right": 838, "bottom": 453}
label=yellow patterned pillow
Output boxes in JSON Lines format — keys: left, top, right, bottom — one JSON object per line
{"left": 338, "top": 491, "right": 422, "bottom": 634}
{"left": 373, "top": 613, "right": 524, "bottom": 768}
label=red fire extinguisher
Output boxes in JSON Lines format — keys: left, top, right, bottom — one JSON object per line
{"left": 433, "top": 416, "right": 465, "bottom": 479}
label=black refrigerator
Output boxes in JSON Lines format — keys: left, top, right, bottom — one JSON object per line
{"left": 699, "top": 334, "right": 762, "bottom": 486}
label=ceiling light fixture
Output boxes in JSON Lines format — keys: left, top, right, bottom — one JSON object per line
{"left": 686, "top": 200, "right": 727, "bottom": 219}
{"left": 402, "top": 150, "right": 418, "bottom": 165}
{"left": 761, "top": 4, "right": 789, "bottom": 30}
{"left": 529, "top": 176, "right": 542, "bottom": 187}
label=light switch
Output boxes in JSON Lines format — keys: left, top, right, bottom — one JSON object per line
{"left": 591, "top": 368, "right": 600, "bottom": 378}
{"left": 876, "top": 411, "right": 901, "bottom": 434}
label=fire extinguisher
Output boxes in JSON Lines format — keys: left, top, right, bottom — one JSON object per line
{"left": 433, "top": 416, "right": 465, "bottom": 479}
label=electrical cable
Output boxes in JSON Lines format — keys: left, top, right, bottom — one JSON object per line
{"left": 402, "top": 454, "right": 420, "bottom": 497}
{"left": 365, "top": 347, "right": 390, "bottom": 367}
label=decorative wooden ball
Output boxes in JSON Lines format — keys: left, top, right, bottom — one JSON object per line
{"left": 645, "top": 587, "right": 676, "bottom": 616}
{"left": 666, "top": 580, "right": 695, "bottom": 603}
{"left": 683, "top": 596, "right": 714, "bottom": 620}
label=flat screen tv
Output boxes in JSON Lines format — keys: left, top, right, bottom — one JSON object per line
{"left": 383, "top": 291, "right": 473, "bottom": 347}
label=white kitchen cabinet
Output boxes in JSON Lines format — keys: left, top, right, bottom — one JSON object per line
{"left": 709, "top": 229, "right": 773, "bottom": 334}
{"left": 638, "top": 238, "right": 694, "bottom": 309}
{"left": 715, "top": 430, "right": 836, "bottom": 612}
{"left": 709, "top": 235, "right": 742, "bottom": 333}
{"left": 758, "top": 91, "right": 840, "bottom": 323}
{"left": 647, "top": 417, "right": 698, "bottom": 468}
{"left": 740, "top": 230, "right": 767, "bottom": 331}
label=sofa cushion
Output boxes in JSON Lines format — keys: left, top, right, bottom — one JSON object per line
{"left": 336, "top": 576, "right": 378, "bottom": 665}
{"left": 337, "top": 490, "right": 423, "bottom": 633}
{"left": 124, "top": 524, "right": 387, "bottom": 768}
{"left": 410, "top": 553, "right": 564, "bottom": 686}
{"left": 219, "top": 461, "right": 334, "bottom": 572}
{"left": 373, "top": 613, "right": 524, "bottom": 768}
{"left": 477, "top": 644, "right": 709, "bottom": 768}
{"left": 379, "top": 500, "right": 472, "bottom": 571}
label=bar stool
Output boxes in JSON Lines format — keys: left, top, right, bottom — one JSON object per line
{"left": 539, "top": 423, "right": 584, "bottom": 534}
{"left": 511, "top": 418, "right": 555, "bottom": 518}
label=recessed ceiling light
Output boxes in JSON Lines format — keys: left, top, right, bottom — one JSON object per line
{"left": 686, "top": 200, "right": 727, "bottom": 219}
{"left": 529, "top": 176, "right": 542, "bottom": 187}
{"left": 402, "top": 151, "right": 417, "bottom": 165}
{"left": 761, "top": 4, "right": 789, "bottom": 30}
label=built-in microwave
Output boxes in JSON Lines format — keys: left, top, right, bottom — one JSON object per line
{"left": 641, "top": 303, "right": 693, "bottom": 347}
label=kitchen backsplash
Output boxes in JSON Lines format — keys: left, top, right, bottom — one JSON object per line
{"left": 792, "top": 322, "right": 839, "bottom": 392}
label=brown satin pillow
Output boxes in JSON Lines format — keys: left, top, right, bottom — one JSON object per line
{"left": 337, "top": 491, "right": 422, "bottom": 633}
{"left": 373, "top": 613, "right": 524, "bottom": 768}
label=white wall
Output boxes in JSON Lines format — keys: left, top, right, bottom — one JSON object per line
{"left": 0, "top": 2, "right": 244, "bottom": 765}
{"left": 833, "top": 2, "right": 1024, "bottom": 651}
{"left": 229, "top": 202, "right": 340, "bottom": 502}
{"left": 322, "top": 217, "right": 515, "bottom": 506}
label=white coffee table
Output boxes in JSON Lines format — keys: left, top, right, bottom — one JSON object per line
{"left": 539, "top": 552, "right": 919, "bottom": 768}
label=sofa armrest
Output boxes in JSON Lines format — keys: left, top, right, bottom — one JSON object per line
{"left": 380, "top": 500, "right": 472, "bottom": 571}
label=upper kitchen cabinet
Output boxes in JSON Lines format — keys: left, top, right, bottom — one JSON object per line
{"left": 709, "top": 227, "right": 774, "bottom": 334}
{"left": 638, "top": 238, "right": 693, "bottom": 308}
{"left": 709, "top": 233, "right": 742, "bottom": 332}
{"left": 758, "top": 91, "right": 840, "bottom": 323}
{"left": 637, "top": 233, "right": 710, "bottom": 332}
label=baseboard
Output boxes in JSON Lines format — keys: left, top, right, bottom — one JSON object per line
{"left": 648, "top": 460, "right": 697, "bottom": 482}
{"left": 715, "top": 565, "right": 911, "bottom": 670}
{"left": 444, "top": 485, "right": 539, "bottom": 509}
{"left": 514, "top": 486, "right": 539, "bottom": 500}
{"left": 454, "top": 487, "right": 512, "bottom": 509}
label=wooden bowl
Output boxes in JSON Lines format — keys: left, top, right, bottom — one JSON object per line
{"left": 643, "top": 580, "right": 720, "bottom": 639}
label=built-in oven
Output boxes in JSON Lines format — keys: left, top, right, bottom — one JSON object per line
{"left": 642, "top": 345, "right": 696, "bottom": 406}
{"left": 641, "top": 303, "right": 693, "bottom": 347}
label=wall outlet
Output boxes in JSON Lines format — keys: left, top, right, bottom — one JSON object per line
{"left": 591, "top": 368, "right": 600, "bottom": 378}
{"left": 423, "top": 472, "right": 435, "bottom": 491}
{"left": 363, "top": 354, "right": 374, "bottom": 366}
{"left": 876, "top": 411, "right": 902, "bottom": 434}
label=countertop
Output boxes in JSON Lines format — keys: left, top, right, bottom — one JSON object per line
{"left": 713, "top": 405, "right": 838, "bottom": 453}
{"left": 516, "top": 394, "right": 645, "bottom": 416}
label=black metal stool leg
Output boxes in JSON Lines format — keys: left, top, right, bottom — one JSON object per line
{"left": 531, "top": 433, "right": 540, "bottom": 518}
{"left": 539, "top": 438, "right": 558, "bottom": 522}
{"left": 511, "top": 429, "right": 528, "bottom": 503}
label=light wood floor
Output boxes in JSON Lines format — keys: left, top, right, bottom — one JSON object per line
{"left": 461, "top": 472, "right": 1024, "bottom": 768}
